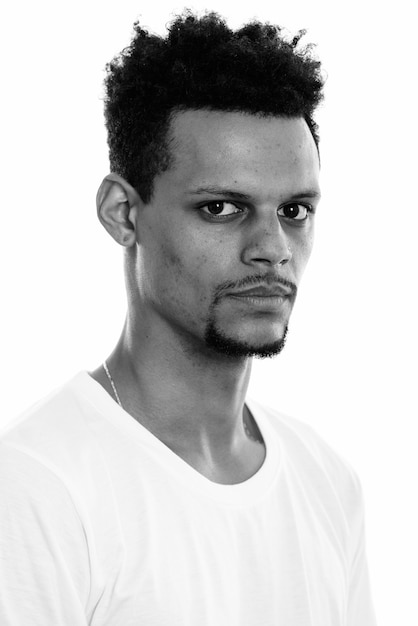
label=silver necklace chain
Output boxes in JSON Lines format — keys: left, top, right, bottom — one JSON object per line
{"left": 103, "top": 361, "right": 123, "bottom": 409}
{"left": 102, "top": 360, "right": 262, "bottom": 444}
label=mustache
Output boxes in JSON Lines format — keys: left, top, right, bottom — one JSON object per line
{"left": 213, "top": 274, "right": 298, "bottom": 303}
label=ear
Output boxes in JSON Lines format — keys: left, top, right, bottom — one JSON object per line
{"left": 96, "top": 173, "right": 142, "bottom": 247}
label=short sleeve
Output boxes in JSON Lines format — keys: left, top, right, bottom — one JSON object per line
{"left": 346, "top": 474, "right": 377, "bottom": 626}
{"left": 0, "top": 443, "right": 91, "bottom": 625}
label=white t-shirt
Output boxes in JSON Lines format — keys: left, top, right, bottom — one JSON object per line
{"left": 0, "top": 372, "right": 376, "bottom": 625}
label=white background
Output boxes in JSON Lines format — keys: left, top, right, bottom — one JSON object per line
{"left": 1, "top": 1, "right": 416, "bottom": 623}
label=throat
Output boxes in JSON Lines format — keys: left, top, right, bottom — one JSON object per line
{"left": 243, "top": 405, "right": 264, "bottom": 445}
{"left": 89, "top": 362, "right": 266, "bottom": 484}
{"left": 158, "top": 414, "right": 266, "bottom": 485}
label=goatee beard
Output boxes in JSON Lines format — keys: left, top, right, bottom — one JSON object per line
{"left": 204, "top": 323, "right": 289, "bottom": 359}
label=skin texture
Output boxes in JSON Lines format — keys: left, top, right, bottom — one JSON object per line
{"left": 90, "top": 110, "right": 320, "bottom": 484}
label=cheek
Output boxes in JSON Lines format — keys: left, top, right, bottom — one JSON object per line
{"left": 302, "top": 233, "right": 314, "bottom": 259}
{"left": 143, "top": 217, "right": 234, "bottom": 305}
{"left": 156, "top": 238, "right": 216, "bottom": 308}
{"left": 159, "top": 223, "right": 229, "bottom": 281}
{"left": 161, "top": 240, "right": 209, "bottom": 277}
{"left": 291, "top": 231, "right": 314, "bottom": 276}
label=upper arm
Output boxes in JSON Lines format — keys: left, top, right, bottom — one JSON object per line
{"left": 0, "top": 443, "right": 91, "bottom": 625}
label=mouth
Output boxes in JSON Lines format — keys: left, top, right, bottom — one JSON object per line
{"left": 228, "top": 283, "right": 294, "bottom": 298}
{"left": 213, "top": 277, "right": 297, "bottom": 312}
{"left": 227, "top": 288, "right": 292, "bottom": 311}
{"left": 231, "top": 287, "right": 291, "bottom": 298}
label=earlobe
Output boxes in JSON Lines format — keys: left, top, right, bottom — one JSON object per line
{"left": 96, "top": 174, "right": 140, "bottom": 247}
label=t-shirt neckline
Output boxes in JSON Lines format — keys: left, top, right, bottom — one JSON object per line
{"left": 70, "top": 371, "right": 281, "bottom": 506}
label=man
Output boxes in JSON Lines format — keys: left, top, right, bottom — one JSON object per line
{"left": 0, "top": 12, "right": 376, "bottom": 625}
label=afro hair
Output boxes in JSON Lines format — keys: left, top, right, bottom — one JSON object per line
{"left": 104, "top": 11, "right": 324, "bottom": 202}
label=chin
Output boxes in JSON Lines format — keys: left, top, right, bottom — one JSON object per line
{"left": 204, "top": 323, "right": 289, "bottom": 359}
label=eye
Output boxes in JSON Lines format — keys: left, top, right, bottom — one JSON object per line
{"left": 200, "top": 201, "right": 243, "bottom": 218}
{"left": 278, "top": 202, "right": 312, "bottom": 221}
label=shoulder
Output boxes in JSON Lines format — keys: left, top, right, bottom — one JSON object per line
{"left": 0, "top": 374, "right": 90, "bottom": 511}
{"left": 0, "top": 372, "right": 101, "bottom": 460}
{"left": 250, "top": 398, "right": 364, "bottom": 517}
{"left": 1, "top": 372, "right": 90, "bottom": 436}
{"left": 0, "top": 373, "right": 109, "bottom": 509}
{"left": 0, "top": 439, "right": 83, "bottom": 522}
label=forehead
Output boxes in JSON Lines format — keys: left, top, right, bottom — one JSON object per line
{"left": 166, "top": 110, "right": 320, "bottom": 197}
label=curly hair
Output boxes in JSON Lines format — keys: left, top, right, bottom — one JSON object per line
{"left": 104, "top": 11, "right": 324, "bottom": 203}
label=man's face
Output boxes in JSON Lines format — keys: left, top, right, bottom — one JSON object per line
{"left": 133, "top": 110, "right": 320, "bottom": 358}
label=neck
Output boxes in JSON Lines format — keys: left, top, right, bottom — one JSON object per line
{"left": 104, "top": 315, "right": 253, "bottom": 450}
{"left": 90, "top": 307, "right": 268, "bottom": 484}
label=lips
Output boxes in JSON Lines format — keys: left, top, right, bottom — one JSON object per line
{"left": 229, "top": 285, "right": 293, "bottom": 298}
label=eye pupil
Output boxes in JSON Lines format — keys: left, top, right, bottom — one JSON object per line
{"left": 284, "top": 204, "right": 300, "bottom": 218}
{"left": 207, "top": 202, "right": 224, "bottom": 215}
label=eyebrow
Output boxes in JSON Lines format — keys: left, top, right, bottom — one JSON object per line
{"left": 187, "top": 186, "right": 321, "bottom": 201}
{"left": 188, "top": 186, "right": 251, "bottom": 200}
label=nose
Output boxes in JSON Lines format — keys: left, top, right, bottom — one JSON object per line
{"left": 241, "top": 213, "right": 292, "bottom": 268}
